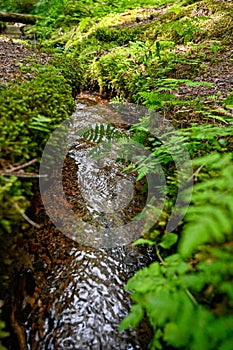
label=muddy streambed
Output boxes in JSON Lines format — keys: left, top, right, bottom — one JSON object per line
{"left": 7, "top": 97, "right": 156, "bottom": 350}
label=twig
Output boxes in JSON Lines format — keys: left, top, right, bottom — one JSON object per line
{"left": 188, "top": 163, "right": 205, "bottom": 182}
{"left": 156, "top": 245, "right": 165, "bottom": 264}
{"left": 1, "top": 171, "right": 47, "bottom": 178}
{"left": 185, "top": 288, "right": 198, "bottom": 306}
{"left": 13, "top": 202, "right": 40, "bottom": 229}
{"left": 4, "top": 158, "right": 38, "bottom": 172}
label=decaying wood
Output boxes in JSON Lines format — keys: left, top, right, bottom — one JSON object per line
{"left": 0, "top": 11, "right": 43, "bottom": 24}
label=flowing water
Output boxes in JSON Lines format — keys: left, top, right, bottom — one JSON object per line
{"left": 10, "top": 98, "right": 155, "bottom": 350}
{"left": 19, "top": 244, "right": 154, "bottom": 350}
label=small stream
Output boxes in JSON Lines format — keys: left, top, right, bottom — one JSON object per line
{"left": 21, "top": 243, "right": 153, "bottom": 350}
{"left": 8, "top": 97, "right": 155, "bottom": 350}
{"left": 39, "top": 99, "right": 155, "bottom": 249}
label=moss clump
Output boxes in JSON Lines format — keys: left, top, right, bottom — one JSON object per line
{"left": 0, "top": 68, "right": 75, "bottom": 164}
{"left": 85, "top": 42, "right": 159, "bottom": 99}
{"left": 51, "top": 54, "right": 83, "bottom": 97}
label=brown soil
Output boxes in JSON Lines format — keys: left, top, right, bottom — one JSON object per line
{"left": 0, "top": 36, "right": 50, "bottom": 86}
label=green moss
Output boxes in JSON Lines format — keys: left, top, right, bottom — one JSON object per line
{"left": 0, "top": 65, "right": 75, "bottom": 306}
{"left": 51, "top": 54, "right": 84, "bottom": 97}
{"left": 0, "top": 67, "right": 75, "bottom": 238}
{"left": 0, "top": 68, "right": 75, "bottom": 163}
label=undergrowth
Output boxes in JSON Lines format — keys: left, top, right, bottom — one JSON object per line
{"left": 120, "top": 151, "right": 233, "bottom": 350}
{"left": 0, "top": 66, "right": 75, "bottom": 285}
{"left": 112, "top": 99, "right": 232, "bottom": 349}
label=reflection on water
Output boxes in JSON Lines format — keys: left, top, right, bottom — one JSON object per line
{"left": 27, "top": 245, "right": 153, "bottom": 350}
{"left": 69, "top": 139, "right": 136, "bottom": 228}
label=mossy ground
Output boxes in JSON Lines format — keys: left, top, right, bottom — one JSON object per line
{"left": 34, "top": 0, "right": 232, "bottom": 121}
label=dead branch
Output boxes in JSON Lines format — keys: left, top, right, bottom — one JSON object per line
{"left": 0, "top": 11, "right": 43, "bottom": 24}
{"left": 13, "top": 202, "right": 41, "bottom": 229}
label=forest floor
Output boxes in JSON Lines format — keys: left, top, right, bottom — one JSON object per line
{"left": 1, "top": 34, "right": 232, "bottom": 116}
{"left": 0, "top": 36, "right": 50, "bottom": 86}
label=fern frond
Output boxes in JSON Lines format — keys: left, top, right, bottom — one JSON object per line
{"left": 179, "top": 153, "right": 233, "bottom": 257}
{"left": 75, "top": 122, "right": 124, "bottom": 143}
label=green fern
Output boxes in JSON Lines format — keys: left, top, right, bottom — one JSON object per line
{"left": 179, "top": 153, "right": 233, "bottom": 257}
{"left": 139, "top": 78, "right": 212, "bottom": 110}
{"left": 29, "top": 114, "right": 52, "bottom": 133}
{"left": 223, "top": 91, "right": 233, "bottom": 110}
{"left": 120, "top": 123, "right": 233, "bottom": 349}
{"left": 75, "top": 122, "right": 124, "bottom": 144}
{"left": 121, "top": 248, "right": 233, "bottom": 350}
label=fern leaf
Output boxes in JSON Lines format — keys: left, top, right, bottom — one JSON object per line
{"left": 179, "top": 155, "right": 233, "bottom": 258}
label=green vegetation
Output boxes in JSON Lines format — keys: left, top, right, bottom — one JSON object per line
{"left": 0, "top": 67, "right": 75, "bottom": 301}
{"left": 0, "top": 0, "right": 37, "bottom": 13}
{"left": 119, "top": 130, "right": 233, "bottom": 349}
{"left": 0, "top": 68, "right": 75, "bottom": 163}
{"left": 0, "top": 0, "right": 233, "bottom": 348}
{"left": 0, "top": 308, "right": 8, "bottom": 350}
